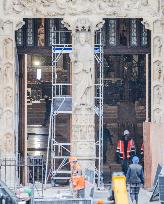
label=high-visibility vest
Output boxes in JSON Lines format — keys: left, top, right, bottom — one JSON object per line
{"left": 72, "top": 176, "right": 85, "bottom": 190}
{"left": 116, "top": 139, "right": 135, "bottom": 160}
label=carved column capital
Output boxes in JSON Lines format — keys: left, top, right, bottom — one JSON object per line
{"left": 62, "top": 15, "right": 105, "bottom": 33}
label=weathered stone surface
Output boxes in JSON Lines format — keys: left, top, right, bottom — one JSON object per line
{"left": 0, "top": 0, "right": 163, "bottom": 186}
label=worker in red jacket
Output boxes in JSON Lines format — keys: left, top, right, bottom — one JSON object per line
{"left": 116, "top": 130, "right": 136, "bottom": 175}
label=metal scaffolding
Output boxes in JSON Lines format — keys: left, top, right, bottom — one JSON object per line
{"left": 45, "top": 30, "right": 104, "bottom": 188}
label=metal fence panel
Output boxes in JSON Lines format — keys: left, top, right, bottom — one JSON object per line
{"left": 35, "top": 199, "right": 92, "bottom": 204}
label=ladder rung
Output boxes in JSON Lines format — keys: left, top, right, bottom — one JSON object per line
{"left": 53, "top": 170, "right": 71, "bottom": 174}
{"left": 52, "top": 177, "right": 70, "bottom": 180}
{"left": 51, "top": 156, "right": 70, "bottom": 159}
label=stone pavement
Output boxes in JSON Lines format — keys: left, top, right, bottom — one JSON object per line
{"left": 138, "top": 189, "right": 160, "bottom": 204}
{"left": 93, "top": 188, "right": 160, "bottom": 204}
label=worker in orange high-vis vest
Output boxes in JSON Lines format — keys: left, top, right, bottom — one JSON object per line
{"left": 116, "top": 130, "right": 136, "bottom": 175}
{"left": 69, "top": 156, "right": 84, "bottom": 198}
{"left": 72, "top": 174, "right": 85, "bottom": 198}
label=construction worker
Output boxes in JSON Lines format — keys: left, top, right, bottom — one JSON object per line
{"left": 97, "top": 123, "right": 113, "bottom": 164}
{"left": 116, "top": 130, "right": 136, "bottom": 175}
{"left": 126, "top": 156, "right": 144, "bottom": 204}
{"left": 69, "top": 156, "right": 82, "bottom": 176}
{"left": 69, "top": 156, "right": 85, "bottom": 198}
{"left": 72, "top": 173, "right": 85, "bottom": 198}
{"left": 103, "top": 123, "right": 113, "bottom": 164}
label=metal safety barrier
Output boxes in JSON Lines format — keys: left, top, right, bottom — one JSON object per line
{"left": 35, "top": 199, "right": 92, "bottom": 204}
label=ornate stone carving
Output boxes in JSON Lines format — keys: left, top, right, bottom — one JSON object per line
{"left": 3, "top": 38, "right": 13, "bottom": 61}
{"left": 124, "top": 0, "right": 140, "bottom": 10}
{"left": 154, "top": 108, "right": 162, "bottom": 123}
{"left": 0, "top": 66, "right": 3, "bottom": 85}
{"left": 4, "top": 0, "right": 158, "bottom": 23}
{"left": 141, "top": 0, "right": 148, "bottom": 6}
{"left": 154, "top": 85, "right": 162, "bottom": 106}
{"left": 154, "top": 36, "right": 162, "bottom": 58}
{"left": 37, "top": 19, "right": 45, "bottom": 46}
{"left": 4, "top": 63, "right": 13, "bottom": 84}
{"left": 4, "top": 87, "right": 13, "bottom": 108}
{"left": 3, "top": 133, "right": 14, "bottom": 154}
{"left": 96, "top": 0, "right": 121, "bottom": 15}
{"left": 5, "top": 0, "right": 119, "bottom": 15}
{"left": 62, "top": 16, "right": 104, "bottom": 32}
{"left": 0, "top": 21, "right": 13, "bottom": 35}
{"left": 0, "top": 107, "right": 3, "bottom": 127}
{"left": 71, "top": 32, "right": 94, "bottom": 109}
{"left": 4, "top": 109, "right": 13, "bottom": 130}
{"left": 161, "top": 0, "right": 164, "bottom": 16}
{"left": 153, "top": 60, "right": 162, "bottom": 81}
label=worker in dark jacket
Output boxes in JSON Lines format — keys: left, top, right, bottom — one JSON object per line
{"left": 103, "top": 123, "right": 113, "bottom": 164}
{"left": 42, "top": 95, "right": 51, "bottom": 126}
{"left": 126, "top": 156, "right": 144, "bottom": 204}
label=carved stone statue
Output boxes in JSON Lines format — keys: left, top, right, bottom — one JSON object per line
{"left": 153, "top": 60, "right": 162, "bottom": 81}
{"left": 3, "top": 38, "right": 13, "bottom": 61}
{"left": 141, "top": 0, "right": 148, "bottom": 6}
{"left": 4, "top": 63, "right": 12, "bottom": 84}
{"left": 0, "top": 107, "right": 3, "bottom": 127}
{"left": 154, "top": 36, "right": 162, "bottom": 58}
{"left": 154, "top": 86, "right": 162, "bottom": 105}
{"left": 0, "top": 66, "right": 3, "bottom": 84}
{"left": 154, "top": 108, "right": 162, "bottom": 123}
{"left": 5, "top": 87, "right": 13, "bottom": 108}
{"left": 97, "top": 0, "right": 120, "bottom": 15}
{"left": 37, "top": 19, "right": 45, "bottom": 47}
{"left": 124, "top": 0, "right": 139, "bottom": 10}
{"left": 4, "top": 133, "right": 13, "bottom": 154}
{"left": 71, "top": 32, "right": 94, "bottom": 109}
{"left": 4, "top": 110, "right": 13, "bottom": 130}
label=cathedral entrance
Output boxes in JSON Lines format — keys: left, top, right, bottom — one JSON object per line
{"left": 100, "top": 19, "right": 151, "bottom": 183}
{"left": 16, "top": 17, "right": 151, "bottom": 184}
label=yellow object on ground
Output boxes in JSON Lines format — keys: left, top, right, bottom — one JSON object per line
{"left": 112, "top": 173, "right": 129, "bottom": 204}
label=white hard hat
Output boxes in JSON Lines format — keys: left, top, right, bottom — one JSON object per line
{"left": 124, "top": 130, "right": 130, "bottom": 135}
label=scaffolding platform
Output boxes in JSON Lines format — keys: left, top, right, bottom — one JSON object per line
{"left": 52, "top": 97, "right": 72, "bottom": 114}
{"left": 45, "top": 30, "right": 104, "bottom": 188}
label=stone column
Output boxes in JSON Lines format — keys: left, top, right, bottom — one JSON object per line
{"left": 151, "top": 20, "right": 164, "bottom": 123}
{"left": 0, "top": 19, "right": 23, "bottom": 186}
{"left": 63, "top": 16, "right": 104, "bottom": 172}
{"left": 144, "top": 16, "right": 164, "bottom": 187}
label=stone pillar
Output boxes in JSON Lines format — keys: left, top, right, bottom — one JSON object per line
{"left": 151, "top": 20, "right": 164, "bottom": 123}
{"left": 144, "top": 17, "right": 164, "bottom": 187}
{"left": 63, "top": 16, "right": 104, "bottom": 172}
{"left": 0, "top": 19, "right": 23, "bottom": 186}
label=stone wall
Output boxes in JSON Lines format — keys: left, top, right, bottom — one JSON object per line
{"left": 144, "top": 122, "right": 164, "bottom": 188}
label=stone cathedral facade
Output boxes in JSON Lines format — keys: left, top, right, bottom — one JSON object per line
{"left": 0, "top": 0, "right": 164, "bottom": 187}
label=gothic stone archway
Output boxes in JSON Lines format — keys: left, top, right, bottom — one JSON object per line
{"left": 1, "top": 0, "right": 164, "bottom": 187}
